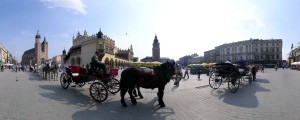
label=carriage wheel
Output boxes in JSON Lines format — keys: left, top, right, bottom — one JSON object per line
{"left": 228, "top": 72, "right": 240, "bottom": 93}
{"left": 90, "top": 82, "right": 108, "bottom": 102}
{"left": 246, "top": 72, "right": 253, "bottom": 84}
{"left": 209, "top": 72, "right": 222, "bottom": 89}
{"left": 60, "top": 73, "right": 70, "bottom": 89}
{"left": 106, "top": 78, "right": 120, "bottom": 94}
{"left": 77, "top": 82, "right": 86, "bottom": 87}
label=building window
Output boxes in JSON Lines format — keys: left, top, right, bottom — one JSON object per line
{"left": 277, "top": 47, "right": 279, "bottom": 52}
{"left": 76, "top": 57, "right": 81, "bottom": 65}
{"left": 277, "top": 55, "right": 279, "bottom": 59}
{"left": 239, "top": 46, "right": 243, "bottom": 53}
{"left": 261, "top": 55, "right": 263, "bottom": 59}
{"left": 99, "top": 44, "right": 104, "bottom": 49}
{"left": 255, "top": 48, "right": 258, "bottom": 52}
{"left": 261, "top": 48, "right": 263, "bottom": 52}
{"left": 71, "top": 58, "right": 75, "bottom": 65}
{"left": 266, "top": 43, "right": 268, "bottom": 46}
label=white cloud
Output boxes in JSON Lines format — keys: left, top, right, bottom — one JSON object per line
{"left": 41, "top": 0, "right": 87, "bottom": 15}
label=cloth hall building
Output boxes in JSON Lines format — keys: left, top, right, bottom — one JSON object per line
{"left": 64, "top": 29, "right": 134, "bottom": 67}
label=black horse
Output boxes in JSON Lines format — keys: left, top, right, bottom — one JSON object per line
{"left": 120, "top": 61, "right": 176, "bottom": 107}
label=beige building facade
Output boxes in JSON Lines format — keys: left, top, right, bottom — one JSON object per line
{"left": 64, "top": 29, "right": 134, "bottom": 67}
{"left": 0, "top": 43, "right": 9, "bottom": 65}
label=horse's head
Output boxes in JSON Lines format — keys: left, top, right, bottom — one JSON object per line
{"left": 160, "top": 61, "right": 176, "bottom": 79}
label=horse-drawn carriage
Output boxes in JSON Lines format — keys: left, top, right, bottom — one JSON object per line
{"left": 60, "top": 65, "right": 120, "bottom": 102}
{"left": 209, "top": 63, "right": 253, "bottom": 93}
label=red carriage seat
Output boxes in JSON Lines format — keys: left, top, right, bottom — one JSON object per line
{"left": 69, "top": 65, "right": 81, "bottom": 73}
{"left": 110, "top": 68, "right": 118, "bottom": 77}
{"left": 68, "top": 65, "right": 87, "bottom": 76}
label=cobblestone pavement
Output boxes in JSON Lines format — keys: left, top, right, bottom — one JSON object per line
{"left": 0, "top": 68, "right": 300, "bottom": 120}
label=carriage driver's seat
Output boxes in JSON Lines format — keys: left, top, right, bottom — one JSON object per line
{"left": 89, "top": 62, "right": 106, "bottom": 78}
{"left": 236, "top": 65, "right": 249, "bottom": 76}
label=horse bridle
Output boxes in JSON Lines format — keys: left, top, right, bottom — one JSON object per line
{"left": 159, "top": 63, "right": 175, "bottom": 84}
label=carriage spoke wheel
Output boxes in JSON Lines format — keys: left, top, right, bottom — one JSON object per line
{"left": 209, "top": 72, "right": 222, "bottom": 89}
{"left": 89, "top": 82, "right": 108, "bottom": 102}
{"left": 246, "top": 72, "right": 253, "bottom": 84}
{"left": 106, "top": 78, "right": 120, "bottom": 94}
{"left": 60, "top": 73, "right": 70, "bottom": 89}
{"left": 228, "top": 72, "right": 240, "bottom": 93}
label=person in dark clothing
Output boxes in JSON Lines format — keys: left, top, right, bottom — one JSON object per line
{"left": 251, "top": 65, "right": 258, "bottom": 81}
{"left": 90, "top": 50, "right": 109, "bottom": 78}
{"left": 197, "top": 67, "right": 201, "bottom": 79}
{"left": 1, "top": 65, "right": 3, "bottom": 72}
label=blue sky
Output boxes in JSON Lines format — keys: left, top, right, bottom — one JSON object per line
{"left": 0, "top": 0, "right": 299, "bottom": 62}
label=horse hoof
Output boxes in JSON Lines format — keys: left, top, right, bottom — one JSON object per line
{"left": 139, "top": 96, "right": 144, "bottom": 99}
{"left": 132, "top": 101, "right": 137, "bottom": 105}
{"left": 160, "top": 104, "right": 166, "bottom": 107}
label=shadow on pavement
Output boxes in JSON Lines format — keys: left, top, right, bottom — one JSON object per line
{"left": 38, "top": 84, "right": 96, "bottom": 107}
{"left": 25, "top": 71, "right": 44, "bottom": 81}
{"left": 38, "top": 84, "right": 172, "bottom": 120}
{"left": 72, "top": 97, "right": 175, "bottom": 120}
{"left": 210, "top": 79, "right": 270, "bottom": 108}
{"left": 255, "top": 78, "right": 270, "bottom": 84}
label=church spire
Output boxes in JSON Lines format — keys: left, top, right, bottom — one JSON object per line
{"left": 153, "top": 33, "right": 159, "bottom": 44}
{"left": 84, "top": 30, "right": 87, "bottom": 36}
{"left": 35, "top": 30, "right": 41, "bottom": 39}
{"left": 97, "top": 28, "right": 103, "bottom": 38}
{"left": 77, "top": 31, "right": 81, "bottom": 36}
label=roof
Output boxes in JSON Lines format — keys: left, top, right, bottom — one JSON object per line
{"left": 23, "top": 48, "right": 35, "bottom": 55}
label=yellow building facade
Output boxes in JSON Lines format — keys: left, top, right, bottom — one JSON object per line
{"left": 0, "top": 43, "right": 9, "bottom": 65}
{"left": 64, "top": 29, "right": 134, "bottom": 67}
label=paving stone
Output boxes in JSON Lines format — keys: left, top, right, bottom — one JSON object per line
{"left": 0, "top": 68, "right": 299, "bottom": 120}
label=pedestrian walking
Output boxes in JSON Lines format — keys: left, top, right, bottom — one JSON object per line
{"left": 197, "top": 67, "right": 202, "bottom": 79}
{"left": 251, "top": 65, "right": 258, "bottom": 81}
{"left": 183, "top": 67, "right": 189, "bottom": 79}
{"left": 261, "top": 66, "right": 264, "bottom": 73}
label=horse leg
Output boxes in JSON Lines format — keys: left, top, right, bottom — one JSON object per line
{"left": 128, "top": 87, "right": 137, "bottom": 105}
{"left": 54, "top": 72, "right": 56, "bottom": 81}
{"left": 120, "top": 88, "right": 128, "bottom": 107}
{"left": 136, "top": 86, "right": 144, "bottom": 99}
{"left": 132, "top": 87, "right": 138, "bottom": 97}
{"left": 43, "top": 72, "right": 46, "bottom": 79}
{"left": 157, "top": 86, "right": 166, "bottom": 107}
